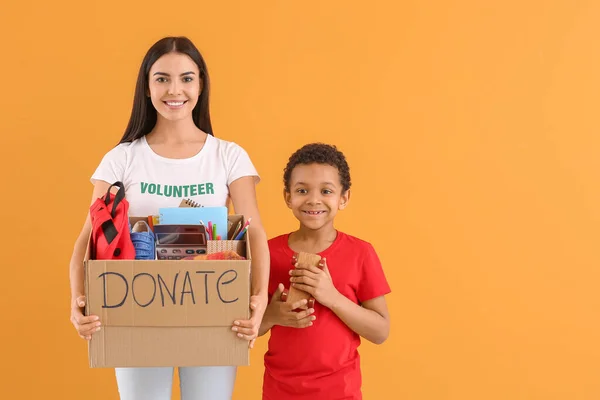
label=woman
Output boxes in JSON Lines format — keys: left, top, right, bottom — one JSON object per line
{"left": 68, "top": 36, "right": 269, "bottom": 399}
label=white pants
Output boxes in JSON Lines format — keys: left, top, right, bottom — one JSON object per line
{"left": 115, "top": 366, "right": 237, "bottom": 400}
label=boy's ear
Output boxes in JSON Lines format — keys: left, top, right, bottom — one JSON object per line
{"left": 339, "top": 189, "right": 351, "bottom": 210}
{"left": 283, "top": 188, "right": 292, "bottom": 209}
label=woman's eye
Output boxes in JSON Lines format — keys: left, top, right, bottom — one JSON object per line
{"left": 183, "top": 77, "right": 193, "bottom": 82}
{"left": 156, "top": 77, "right": 167, "bottom": 83}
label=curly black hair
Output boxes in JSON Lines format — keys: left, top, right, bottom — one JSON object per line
{"left": 283, "top": 143, "right": 351, "bottom": 192}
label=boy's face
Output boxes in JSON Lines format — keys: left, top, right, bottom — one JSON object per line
{"left": 285, "top": 163, "right": 350, "bottom": 231}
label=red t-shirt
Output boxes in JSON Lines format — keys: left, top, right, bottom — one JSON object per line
{"left": 263, "top": 231, "right": 391, "bottom": 400}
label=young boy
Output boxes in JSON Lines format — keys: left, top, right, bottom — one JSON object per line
{"left": 258, "top": 143, "right": 391, "bottom": 400}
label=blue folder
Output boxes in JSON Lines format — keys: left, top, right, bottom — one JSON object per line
{"left": 158, "top": 207, "right": 228, "bottom": 239}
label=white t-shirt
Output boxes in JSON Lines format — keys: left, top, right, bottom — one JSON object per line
{"left": 91, "top": 135, "right": 259, "bottom": 217}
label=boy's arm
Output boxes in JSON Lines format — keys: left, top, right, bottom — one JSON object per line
{"left": 328, "top": 295, "right": 390, "bottom": 344}
{"left": 258, "top": 289, "right": 276, "bottom": 337}
{"left": 290, "top": 258, "right": 390, "bottom": 344}
{"left": 258, "top": 305, "right": 275, "bottom": 337}
{"left": 259, "top": 284, "right": 315, "bottom": 336}
{"left": 258, "top": 321, "right": 273, "bottom": 337}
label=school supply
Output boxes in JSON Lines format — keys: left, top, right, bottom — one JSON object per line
{"left": 199, "top": 220, "right": 209, "bottom": 241}
{"left": 158, "top": 206, "right": 228, "bottom": 239}
{"left": 228, "top": 220, "right": 243, "bottom": 240}
{"left": 281, "top": 252, "right": 323, "bottom": 310}
{"left": 207, "top": 236, "right": 247, "bottom": 256}
{"left": 233, "top": 217, "right": 251, "bottom": 240}
{"left": 147, "top": 215, "right": 155, "bottom": 232}
{"left": 179, "top": 198, "right": 202, "bottom": 208}
{"left": 154, "top": 224, "right": 207, "bottom": 260}
{"left": 182, "top": 250, "right": 246, "bottom": 261}
{"left": 89, "top": 181, "right": 136, "bottom": 260}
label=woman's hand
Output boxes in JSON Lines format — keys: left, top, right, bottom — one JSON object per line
{"left": 70, "top": 295, "right": 101, "bottom": 340}
{"left": 232, "top": 293, "right": 268, "bottom": 348}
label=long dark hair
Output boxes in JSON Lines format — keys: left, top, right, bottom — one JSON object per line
{"left": 119, "top": 36, "right": 213, "bottom": 144}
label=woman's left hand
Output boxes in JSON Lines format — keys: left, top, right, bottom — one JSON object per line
{"left": 232, "top": 294, "right": 268, "bottom": 348}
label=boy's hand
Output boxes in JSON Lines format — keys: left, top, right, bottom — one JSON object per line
{"left": 264, "top": 284, "right": 316, "bottom": 328}
{"left": 290, "top": 258, "right": 341, "bottom": 309}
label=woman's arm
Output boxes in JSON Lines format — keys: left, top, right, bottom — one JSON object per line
{"left": 228, "top": 176, "right": 270, "bottom": 347}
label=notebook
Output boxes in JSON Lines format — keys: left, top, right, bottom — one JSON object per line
{"left": 179, "top": 198, "right": 202, "bottom": 208}
{"left": 158, "top": 206, "right": 228, "bottom": 239}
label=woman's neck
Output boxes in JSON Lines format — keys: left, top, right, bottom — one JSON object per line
{"left": 148, "top": 116, "right": 203, "bottom": 144}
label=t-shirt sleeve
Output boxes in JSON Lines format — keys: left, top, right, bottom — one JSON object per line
{"left": 225, "top": 143, "right": 260, "bottom": 185}
{"left": 90, "top": 144, "right": 128, "bottom": 185}
{"left": 356, "top": 243, "right": 391, "bottom": 303}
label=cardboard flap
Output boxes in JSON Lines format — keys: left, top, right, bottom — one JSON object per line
{"left": 86, "top": 260, "right": 250, "bottom": 327}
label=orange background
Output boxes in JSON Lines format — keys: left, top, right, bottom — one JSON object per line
{"left": 1, "top": 1, "right": 599, "bottom": 399}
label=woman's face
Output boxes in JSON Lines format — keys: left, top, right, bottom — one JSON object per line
{"left": 148, "top": 52, "right": 202, "bottom": 122}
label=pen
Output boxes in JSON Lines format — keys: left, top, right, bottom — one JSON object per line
{"left": 207, "top": 221, "right": 213, "bottom": 240}
{"left": 229, "top": 220, "right": 242, "bottom": 240}
{"left": 236, "top": 217, "right": 252, "bottom": 239}
{"left": 212, "top": 223, "right": 217, "bottom": 241}
{"left": 234, "top": 224, "right": 249, "bottom": 240}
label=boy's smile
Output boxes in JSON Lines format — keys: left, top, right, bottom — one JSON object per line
{"left": 285, "top": 163, "right": 349, "bottom": 231}
{"left": 303, "top": 210, "right": 326, "bottom": 215}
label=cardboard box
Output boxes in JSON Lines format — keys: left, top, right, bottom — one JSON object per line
{"left": 84, "top": 215, "right": 251, "bottom": 368}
